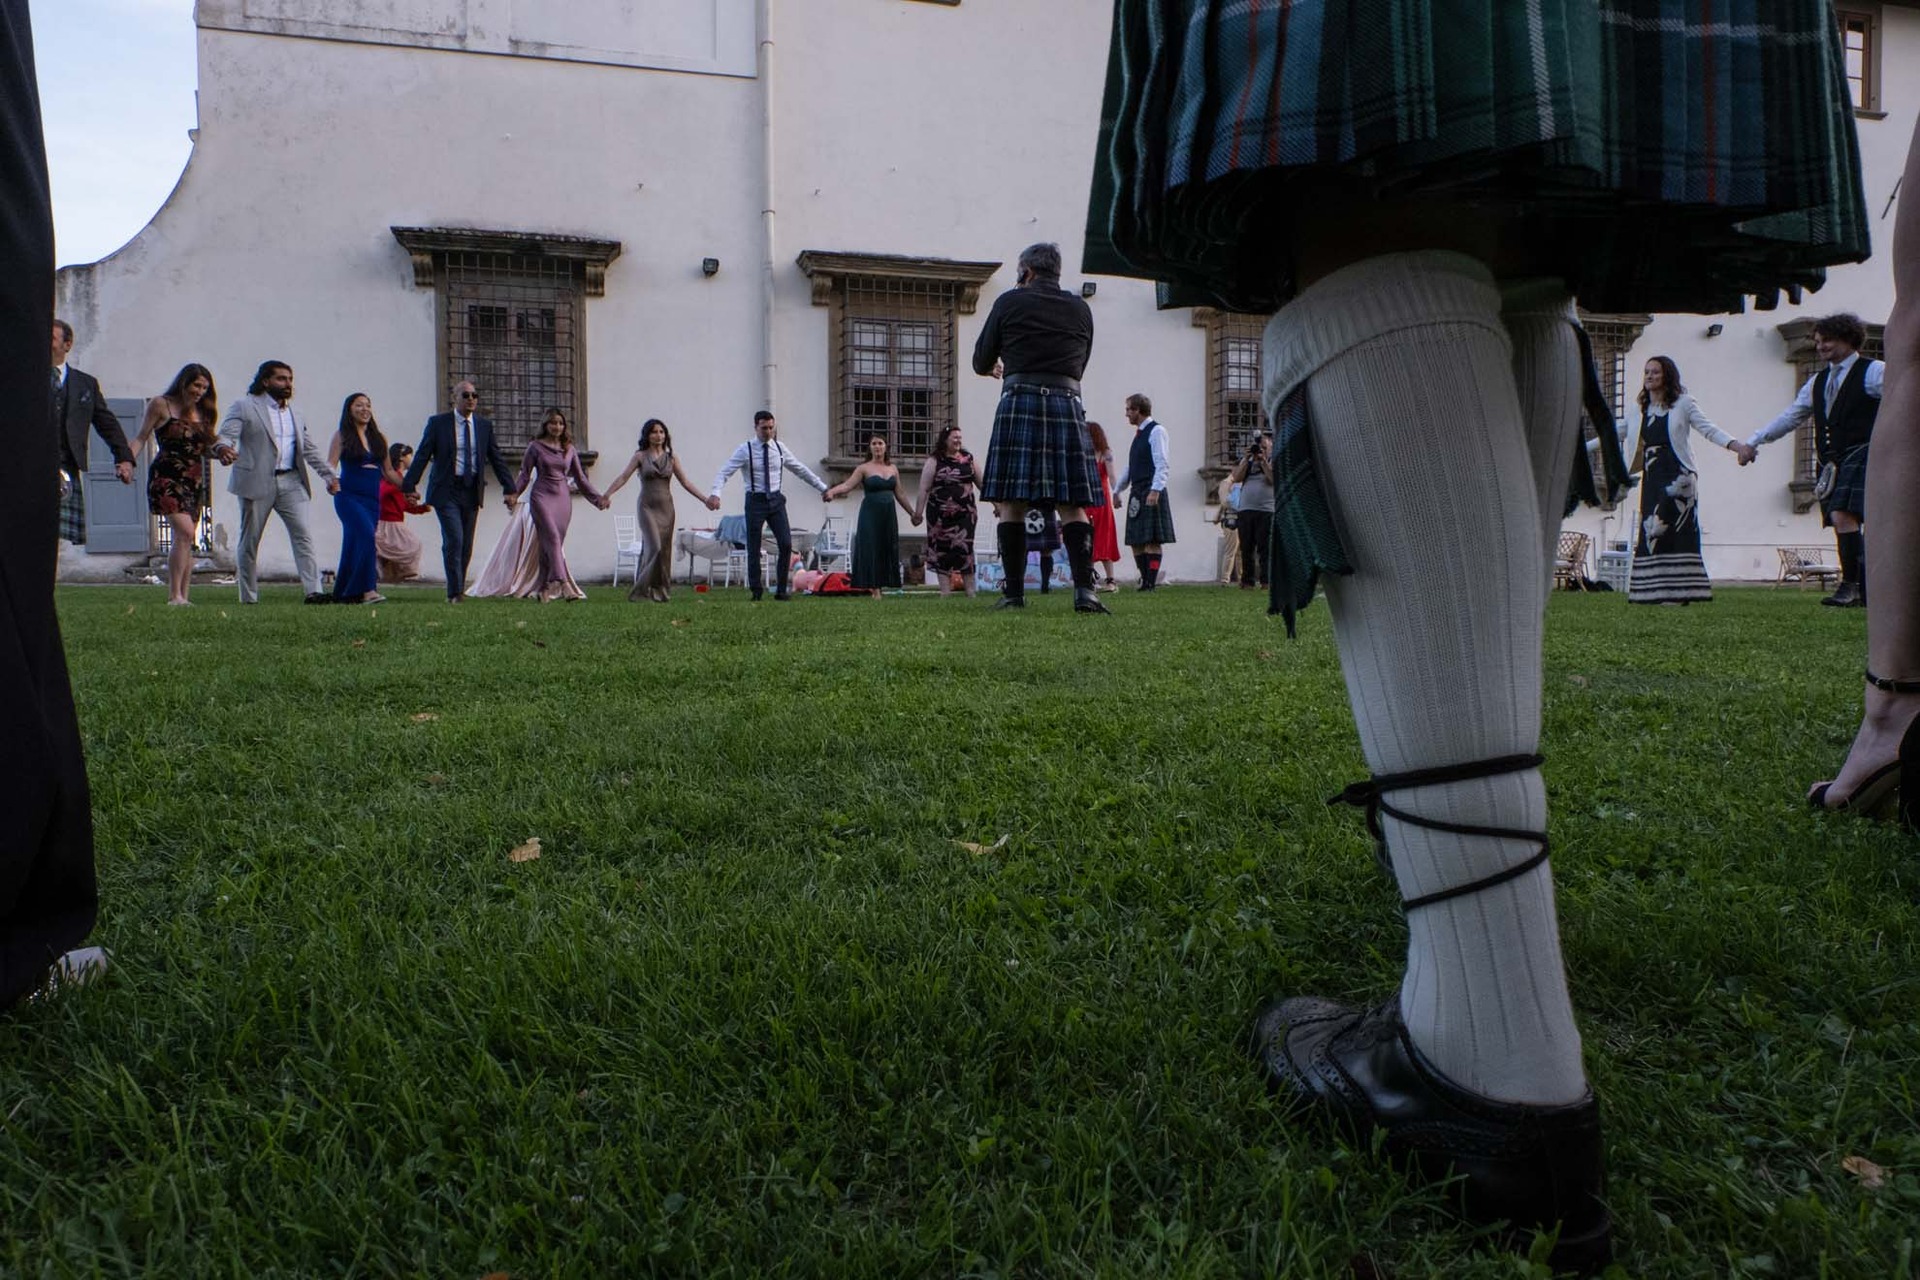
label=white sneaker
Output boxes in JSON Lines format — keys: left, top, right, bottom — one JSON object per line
{"left": 50, "top": 946, "right": 109, "bottom": 990}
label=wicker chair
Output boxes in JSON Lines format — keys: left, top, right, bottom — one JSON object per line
{"left": 1777, "top": 546, "right": 1841, "bottom": 589}
{"left": 1552, "top": 531, "right": 1591, "bottom": 590}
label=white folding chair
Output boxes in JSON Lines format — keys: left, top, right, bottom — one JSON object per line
{"left": 612, "top": 515, "right": 643, "bottom": 585}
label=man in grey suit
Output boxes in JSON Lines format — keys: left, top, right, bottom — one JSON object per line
{"left": 50, "top": 318, "right": 133, "bottom": 546}
{"left": 216, "top": 359, "right": 338, "bottom": 604}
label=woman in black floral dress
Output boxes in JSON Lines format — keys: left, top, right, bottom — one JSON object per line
{"left": 913, "top": 424, "right": 983, "bottom": 596}
{"left": 127, "top": 363, "right": 217, "bottom": 606}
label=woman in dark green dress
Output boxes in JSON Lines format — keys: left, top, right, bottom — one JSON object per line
{"left": 825, "top": 435, "right": 914, "bottom": 597}
{"left": 1086, "top": 3, "right": 1867, "bottom": 1270}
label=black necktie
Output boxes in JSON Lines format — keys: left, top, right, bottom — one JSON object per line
{"left": 761, "top": 440, "right": 772, "bottom": 494}
{"left": 462, "top": 416, "right": 474, "bottom": 476}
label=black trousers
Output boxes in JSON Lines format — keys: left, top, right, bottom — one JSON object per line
{"left": 744, "top": 491, "right": 792, "bottom": 594}
{"left": 1237, "top": 510, "right": 1273, "bottom": 585}
{"left": 434, "top": 483, "right": 481, "bottom": 598}
{"left": 2, "top": 0, "right": 98, "bottom": 1009}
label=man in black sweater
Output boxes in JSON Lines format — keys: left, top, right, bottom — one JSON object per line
{"left": 2, "top": 0, "right": 105, "bottom": 1010}
{"left": 973, "top": 242, "right": 1109, "bottom": 613}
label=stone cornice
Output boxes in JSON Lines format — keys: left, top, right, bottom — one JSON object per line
{"left": 391, "top": 226, "right": 624, "bottom": 297}
{"left": 795, "top": 250, "right": 1002, "bottom": 315}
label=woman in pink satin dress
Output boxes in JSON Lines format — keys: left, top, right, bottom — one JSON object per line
{"left": 505, "top": 409, "right": 608, "bottom": 601}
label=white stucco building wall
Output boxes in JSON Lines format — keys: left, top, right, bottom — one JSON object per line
{"left": 56, "top": 0, "right": 1915, "bottom": 590}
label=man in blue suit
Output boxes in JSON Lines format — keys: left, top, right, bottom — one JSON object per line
{"left": 402, "top": 379, "right": 518, "bottom": 601}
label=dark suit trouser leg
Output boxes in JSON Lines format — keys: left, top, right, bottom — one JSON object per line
{"left": 765, "top": 495, "right": 792, "bottom": 593}
{"left": 454, "top": 490, "right": 481, "bottom": 589}
{"left": 1, "top": 0, "right": 98, "bottom": 1009}
{"left": 744, "top": 493, "right": 769, "bottom": 593}
{"left": 435, "top": 495, "right": 473, "bottom": 598}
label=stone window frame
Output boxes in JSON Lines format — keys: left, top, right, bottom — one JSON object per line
{"left": 1191, "top": 307, "right": 1272, "bottom": 484}
{"left": 392, "top": 226, "right": 621, "bottom": 461}
{"left": 1838, "top": 5, "right": 1887, "bottom": 119}
{"left": 796, "top": 250, "right": 1000, "bottom": 478}
{"left": 1777, "top": 316, "right": 1885, "bottom": 513}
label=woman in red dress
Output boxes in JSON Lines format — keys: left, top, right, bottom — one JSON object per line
{"left": 1085, "top": 420, "right": 1121, "bottom": 590}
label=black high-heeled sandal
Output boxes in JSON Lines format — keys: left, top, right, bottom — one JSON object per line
{"left": 1809, "top": 670, "right": 1920, "bottom": 827}
{"left": 1252, "top": 753, "right": 1612, "bottom": 1274}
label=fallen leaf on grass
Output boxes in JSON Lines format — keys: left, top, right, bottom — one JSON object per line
{"left": 1842, "top": 1154, "right": 1887, "bottom": 1189}
{"left": 351, "top": 639, "right": 367, "bottom": 649}
{"left": 1256, "top": 649, "right": 1274, "bottom": 661}
{"left": 409, "top": 712, "right": 440, "bottom": 723}
{"left": 532, "top": 639, "right": 547, "bottom": 648}
{"left": 514, "top": 621, "right": 527, "bottom": 629}
{"left": 426, "top": 621, "right": 441, "bottom": 628}
{"left": 125, "top": 605, "right": 136, "bottom": 615}
{"left": 670, "top": 618, "right": 690, "bottom": 628}
{"left": 480, "top": 1273, "right": 511, "bottom": 1280}
{"left": 509, "top": 837, "right": 542, "bottom": 863}
{"left": 952, "top": 834, "right": 1010, "bottom": 856}
{"left": 422, "top": 773, "right": 447, "bottom": 785}
{"left": 1568, "top": 674, "right": 1590, "bottom": 688}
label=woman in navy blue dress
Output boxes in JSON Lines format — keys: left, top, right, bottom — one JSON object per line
{"left": 327, "top": 393, "right": 402, "bottom": 604}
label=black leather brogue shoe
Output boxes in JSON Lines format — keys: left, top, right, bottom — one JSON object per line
{"left": 1252, "top": 997, "right": 1612, "bottom": 1274}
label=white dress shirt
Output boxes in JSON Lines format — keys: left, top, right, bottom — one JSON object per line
{"left": 1112, "top": 420, "right": 1171, "bottom": 492}
{"left": 710, "top": 437, "right": 829, "bottom": 498}
{"left": 269, "top": 400, "right": 298, "bottom": 469}
{"left": 1747, "top": 351, "right": 1885, "bottom": 447}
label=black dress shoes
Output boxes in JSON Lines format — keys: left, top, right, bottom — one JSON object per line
{"left": 773, "top": 591, "right": 791, "bottom": 602}
{"left": 750, "top": 589, "right": 763, "bottom": 602}
{"left": 992, "top": 595, "right": 1026, "bottom": 610}
{"left": 1821, "top": 582, "right": 1865, "bottom": 607}
{"left": 1073, "top": 587, "right": 1112, "bottom": 614}
{"left": 1252, "top": 997, "right": 1612, "bottom": 1274}
{"left": 304, "top": 592, "right": 332, "bottom": 605}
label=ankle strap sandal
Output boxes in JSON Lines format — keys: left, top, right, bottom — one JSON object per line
{"left": 1329, "top": 752, "right": 1549, "bottom": 911}
{"left": 1866, "top": 669, "right": 1920, "bottom": 693}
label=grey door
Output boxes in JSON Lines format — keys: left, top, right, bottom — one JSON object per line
{"left": 84, "top": 397, "right": 152, "bottom": 553}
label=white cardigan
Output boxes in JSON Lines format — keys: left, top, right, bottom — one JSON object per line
{"left": 1618, "top": 393, "right": 1735, "bottom": 474}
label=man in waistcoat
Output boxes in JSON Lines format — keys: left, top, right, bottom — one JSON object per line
{"left": 974, "top": 242, "right": 1110, "bottom": 613}
{"left": 1112, "top": 393, "right": 1176, "bottom": 589}
{"left": 1741, "top": 312, "right": 1883, "bottom": 607}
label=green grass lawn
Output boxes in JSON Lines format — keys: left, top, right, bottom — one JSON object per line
{"left": 5, "top": 583, "right": 1916, "bottom": 1278}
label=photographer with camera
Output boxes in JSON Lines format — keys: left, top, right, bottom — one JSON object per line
{"left": 1228, "top": 431, "right": 1274, "bottom": 590}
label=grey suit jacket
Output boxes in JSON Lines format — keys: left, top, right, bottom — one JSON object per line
{"left": 218, "top": 393, "right": 336, "bottom": 501}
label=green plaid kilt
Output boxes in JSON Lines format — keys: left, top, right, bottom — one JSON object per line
{"left": 1822, "top": 443, "right": 1869, "bottom": 523}
{"left": 981, "top": 385, "right": 1103, "bottom": 507}
{"left": 58, "top": 472, "right": 85, "bottom": 544}
{"left": 1122, "top": 485, "right": 1177, "bottom": 546}
{"left": 1086, "top": 0, "right": 1868, "bottom": 314}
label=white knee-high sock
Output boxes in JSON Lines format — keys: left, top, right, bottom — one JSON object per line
{"left": 1501, "top": 280, "right": 1585, "bottom": 581}
{"left": 1263, "top": 251, "right": 1587, "bottom": 1105}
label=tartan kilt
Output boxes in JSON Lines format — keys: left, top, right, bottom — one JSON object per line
{"left": 981, "top": 385, "right": 1102, "bottom": 507}
{"left": 58, "top": 472, "right": 85, "bottom": 544}
{"left": 1085, "top": 0, "right": 1868, "bottom": 314}
{"left": 1122, "top": 486, "right": 1176, "bottom": 546}
{"left": 1821, "top": 444, "right": 1869, "bottom": 523}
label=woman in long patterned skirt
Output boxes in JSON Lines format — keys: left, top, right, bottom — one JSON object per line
{"left": 1625, "top": 356, "right": 1739, "bottom": 604}
{"left": 1086, "top": 2, "right": 1867, "bottom": 1269}
{"left": 914, "top": 425, "right": 983, "bottom": 596}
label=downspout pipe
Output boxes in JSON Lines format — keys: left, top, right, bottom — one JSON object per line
{"left": 758, "top": 0, "right": 776, "bottom": 411}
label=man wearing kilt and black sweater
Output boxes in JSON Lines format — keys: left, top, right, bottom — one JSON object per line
{"left": 974, "top": 243, "right": 1110, "bottom": 614}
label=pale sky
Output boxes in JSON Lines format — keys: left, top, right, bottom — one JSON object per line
{"left": 30, "top": 0, "right": 199, "bottom": 268}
